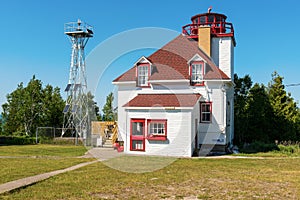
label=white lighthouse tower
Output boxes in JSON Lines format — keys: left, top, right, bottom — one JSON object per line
{"left": 62, "top": 19, "right": 93, "bottom": 145}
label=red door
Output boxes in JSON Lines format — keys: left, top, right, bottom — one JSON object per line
{"left": 130, "top": 119, "right": 145, "bottom": 151}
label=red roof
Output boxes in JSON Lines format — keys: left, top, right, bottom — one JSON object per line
{"left": 113, "top": 34, "right": 229, "bottom": 82}
{"left": 123, "top": 94, "right": 201, "bottom": 108}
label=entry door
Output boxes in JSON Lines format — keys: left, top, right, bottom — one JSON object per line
{"left": 130, "top": 119, "right": 145, "bottom": 151}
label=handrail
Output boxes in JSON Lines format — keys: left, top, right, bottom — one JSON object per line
{"left": 111, "top": 123, "right": 118, "bottom": 144}
{"left": 182, "top": 22, "right": 234, "bottom": 38}
{"left": 64, "top": 21, "right": 93, "bottom": 35}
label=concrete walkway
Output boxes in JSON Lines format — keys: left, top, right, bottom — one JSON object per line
{"left": 0, "top": 147, "right": 122, "bottom": 194}
{"left": 83, "top": 147, "right": 123, "bottom": 160}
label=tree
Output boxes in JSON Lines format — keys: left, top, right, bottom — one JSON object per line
{"left": 102, "top": 92, "right": 116, "bottom": 121}
{"left": 2, "top": 77, "right": 43, "bottom": 136}
{"left": 234, "top": 72, "right": 300, "bottom": 145}
{"left": 245, "top": 83, "right": 274, "bottom": 143}
{"left": 41, "top": 85, "right": 65, "bottom": 128}
{"left": 87, "top": 91, "right": 101, "bottom": 121}
{"left": 297, "top": 110, "right": 300, "bottom": 140}
{"left": 0, "top": 116, "right": 3, "bottom": 135}
{"left": 1, "top": 76, "right": 65, "bottom": 136}
{"left": 268, "top": 71, "right": 299, "bottom": 141}
{"left": 234, "top": 74, "right": 253, "bottom": 145}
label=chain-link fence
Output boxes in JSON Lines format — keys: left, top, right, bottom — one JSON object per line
{"left": 35, "top": 127, "right": 83, "bottom": 145}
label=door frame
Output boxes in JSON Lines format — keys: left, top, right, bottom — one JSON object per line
{"left": 130, "top": 118, "right": 146, "bottom": 151}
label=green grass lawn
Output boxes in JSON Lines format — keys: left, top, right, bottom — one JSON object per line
{"left": 1, "top": 156, "right": 299, "bottom": 199}
{"left": 0, "top": 144, "right": 93, "bottom": 184}
{"left": 0, "top": 144, "right": 88, "bottom": 157}
{"left": 0, "top": 158, "right": 92, "bottom": 185}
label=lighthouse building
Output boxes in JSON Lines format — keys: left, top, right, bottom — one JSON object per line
{"left": 113, "top": 9, "right": 235, "bottom": 157}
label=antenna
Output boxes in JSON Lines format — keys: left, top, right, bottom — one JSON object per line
{"left": 286, "top": 83, "right": 300, "bottom": 87}
{"left": 62, "top": 19, "right": 93, "bottom": 145}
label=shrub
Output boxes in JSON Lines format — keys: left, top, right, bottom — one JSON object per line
{"left": 278, "top": 145, "right": 300, "bottom": 154}
{"left": 240, "top": 141, "right": 279, "bottom": 153}
{"left": 12, "top": 131, "right": 27, "bottom": 136}
{"left": 0, "top": 136, "right": 36, "bottom": 145}
{"left": 39, "top": 137, "right": 83, "bottom": 146}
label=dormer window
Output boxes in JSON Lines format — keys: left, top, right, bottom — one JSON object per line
{"left": 190, "top": 61, "right": 204, "bottom": 86}
{"left": 137, "top": 63, "right": 150, "bottom": 87}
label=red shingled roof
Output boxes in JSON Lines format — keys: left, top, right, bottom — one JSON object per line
{"left": 113, "top": 34, "right": 229, "bottom": 82}
{"left": 123, "top": 94, "right": 201, "bottom": 108}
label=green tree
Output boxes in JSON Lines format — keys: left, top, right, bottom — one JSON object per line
{"left": 297, "top": 110, "right": 300, "bottom": 140}
{"left": 102, "top": 92, "right": 116, "bottom": 121}
{"left": 245, "top": 83, "right": 274, "bottom": 143}
{"left": 234, "top": 72, "right": 300, "bottom": 145}
{"left": 1, "top": 76, "right": 65, "bottom": 136}
{"left": 0, "top": 116, "right": 3, "bottom": 135}
{"left": 2, "top": 83, "right": 26, "bottom": 135}
{"left": 268, "top": 71, "right": 298, "bottom": 141}
{"left": 87, "top": 91, "right": 101, "bottom": 121}
{"left": 234, "top": 74, "right": 252, "bottom": 145}
{"left": 2, "top": 77, "right": 43, "bottom": 136}
{"left": 41, "top": 85, "right": 65, "bottom": 128}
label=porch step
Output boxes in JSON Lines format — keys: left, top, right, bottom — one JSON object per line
{"left": 198, "top": 144, "right": 227, "bottom": 156}
{"left": 102, "top": 139, "right": 113, "bottom": 148}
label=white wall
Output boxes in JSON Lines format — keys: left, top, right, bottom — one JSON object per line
{"left": 211, "top": 37, "right": 234, "bottom": 79}
{"left": 125, "top": 109, "right": 192, "bottom": 157}
{"left": 115, "top": 80, "right": 233, "bottom": 155}
{"left": 116, "top": 84, "right": 139, "bottom": 143}
{"left": 195, "top": 82, "right": 227, "bottom": 145}
{"left": 226, "top": 86, "right": 234, "bottom": 145}
{"left": 191, "top": 102, "right": 200, "bottom": 154}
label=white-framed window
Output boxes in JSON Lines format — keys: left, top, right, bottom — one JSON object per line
{"left": 137, "top": 64, "right": 149, "bottom": 87}
{"left": 147, "top": 119, "right": 167, "bottom": 140}
{"left": 200, "top": 102, "right": 212, "bottom": 123}
{"left": 190, "top": 61, "right": 204, "bottom": 85}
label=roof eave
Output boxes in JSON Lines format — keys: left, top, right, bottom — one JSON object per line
{"left": 112, "top": 81, "right": 136, "bottom": 85}
{"left": 124, "top": 106, "right": 194, "bottom": 110}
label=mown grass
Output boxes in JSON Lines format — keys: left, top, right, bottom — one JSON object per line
{"left": 0, "top": 158, "right": 93, "bottom": 184}
{"left": 1, "top": 156, "right": 299, "bottom": 199}
{"left": 0, "top": 144, "right": 88, "bottom": 157}
{"left": 0, "top": 144, "right": 93, "bottom": 184}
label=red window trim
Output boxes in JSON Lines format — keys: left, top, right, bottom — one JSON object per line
{"left": 190, "top": 61, "right": 205, "bottom": 86}
{"left": 136, "top": 63, "right": 151, "bottom": 88}
{"left": 147, "top": 119, "right": 167, "bottom": 141}
{"left": 200, "top": 102, "right": 212, "bottom": 123}
{"left": 130, "top": 119, "right": 145, "bottom": 151}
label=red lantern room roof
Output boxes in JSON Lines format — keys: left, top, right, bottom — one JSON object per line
{"left": 182, "top": 9, "right": 235, "bottom": 42}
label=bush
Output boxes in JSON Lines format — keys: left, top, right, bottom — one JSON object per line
{"left": 12, "top": 131, "right": 27, "bottom": 137}
{"left": 240, "top": 141, "right": 279, "bottom": 153}
{"left": 278, "top": 145, "right": 300, "bottom": 154}
{"left": 39, "top": 137, "right": 83, "bottom": 145}
{"left": 0, "top": 136, "right": 36, "bottom": 145}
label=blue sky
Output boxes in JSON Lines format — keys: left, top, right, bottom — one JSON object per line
{"left": 1, "top": 0, "right": 300, "bottom": 113}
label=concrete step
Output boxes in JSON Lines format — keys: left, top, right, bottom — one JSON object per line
{"left": 104, "top": 139, "right": 113, "bottom": 145}
{"left": 102, "top": 144, "right": 113, "bottom": 148}
{"left": 102, "top": 139, "right": 113, "bottom": 148}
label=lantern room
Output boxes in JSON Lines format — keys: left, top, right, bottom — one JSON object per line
{"left": 182, "top": 8, "right": 234, "bottom": 40}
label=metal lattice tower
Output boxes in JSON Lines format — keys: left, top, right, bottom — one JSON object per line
{"left": 62, "top": 19, "right": 93, "bottom": 144}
